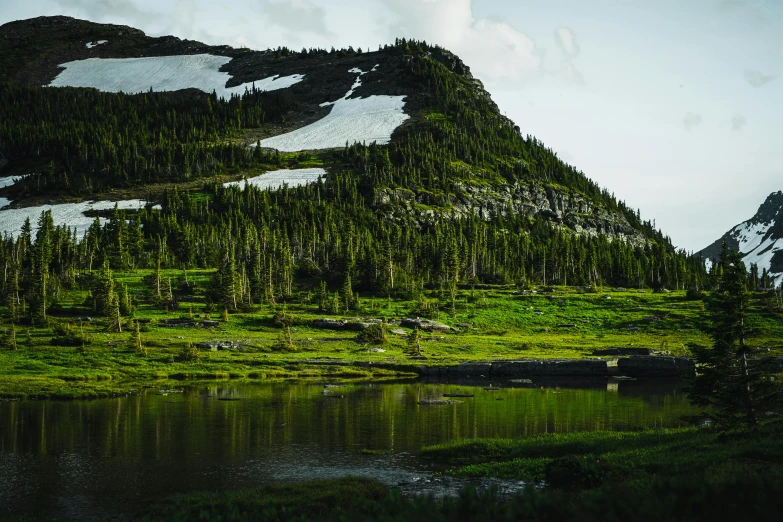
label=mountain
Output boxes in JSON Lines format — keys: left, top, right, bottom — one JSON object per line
{"left": 699, "top": 191, "right": 783, "bottom": 287}
{"left": 0, "top": 16, "right": 708, "bottom": 291}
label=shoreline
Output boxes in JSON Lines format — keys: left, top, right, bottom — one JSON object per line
{"left": 0, "top": 355, "right": 701, "bottom": 400}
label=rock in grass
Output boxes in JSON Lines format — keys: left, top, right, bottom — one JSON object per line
{"left": 400, "top": 317, "right": 451, "bottom": 333}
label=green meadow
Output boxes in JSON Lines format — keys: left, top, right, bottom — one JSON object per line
{"left": 2, "top": 268, "right": 782, "bottom": 399}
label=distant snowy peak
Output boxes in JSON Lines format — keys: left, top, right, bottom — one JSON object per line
{"left": 699, "top": 191, "right": 783, "bottom": 286}
{"left": 48, "top": 54, "right": 304, "bottom": 99}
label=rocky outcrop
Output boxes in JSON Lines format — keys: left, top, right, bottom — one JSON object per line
{"left": 616, "top": 356, "right": 695, "bottom": 377}
{"left": 374, "top": 181, "right": 646, "bottom": 246}
{"left": 312, "top": 318, "right": 381, "bottom": 331}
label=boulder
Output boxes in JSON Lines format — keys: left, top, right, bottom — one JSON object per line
{"left": 616, "top": 356, "right": 695, "bottom": 377}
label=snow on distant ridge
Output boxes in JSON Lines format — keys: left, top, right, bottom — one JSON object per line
{"left": 48, "top": 54, "right": 304, "bottom": 99}
{"left": 262, "top": 66, "right": 408, "bottom": 152}
{"left": 85, "top": 40, "right": 108, "bottom": 48}
{"left": 0, "top": 200, "right": 151, "bottom": 239}
{"left": 223, "top": 168, "right": 326, "bottom": 191}
{"left": 718, "top": 219, "right": 783, "bottom": 285}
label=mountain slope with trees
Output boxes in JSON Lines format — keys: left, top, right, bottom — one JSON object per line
{"left": 0, "top": 16, "right": 711, "bottom": 319}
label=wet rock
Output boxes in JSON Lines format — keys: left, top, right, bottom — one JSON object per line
{"left": 616, "top": 356, "right": 695, "bottom": 377}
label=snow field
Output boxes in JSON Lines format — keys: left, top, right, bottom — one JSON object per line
{"left": 262, "top": 66, "right": 408, "bottom": 152}
{"left": 223, "top": 168, "right": 326, "bottom": 191}
{"left": 0, "top": 200, "right": 152, "bottom": 239}
{"left": 49, "top": 54, "right": 304, "bottom": 99}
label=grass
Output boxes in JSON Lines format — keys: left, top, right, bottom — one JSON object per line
{"left": 422, "top": 422, "right": 783, "bottom": 485}
{"left": 1, "top": 271, "right": 782, "bottom": 398}
{"left": 133, "top": 424, "right": 783, "bottom": 521}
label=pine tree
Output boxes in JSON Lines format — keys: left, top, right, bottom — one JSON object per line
{"left": 688, "top": 247, "right": 780, "bottom": 430}
{"left": 132, "top": 320, "right": 145, "bottom": 354}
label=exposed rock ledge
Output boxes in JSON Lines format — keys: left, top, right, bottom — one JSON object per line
{"left": 373, "top": 181, "right": 647, "bottom": 247}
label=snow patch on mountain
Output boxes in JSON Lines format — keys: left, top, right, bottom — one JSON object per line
{"left": 0, "top": 200, "right": 152, "bottom": 239}
{"left": 0, "top": 176, "right": 21, "bottom": 189}
{"left": 263, "top": 66, "right": 408, "bottom": 151}
{"left": 85, "top": 40, "right": 107, "bottom": 48}
{"left": 48, "top": 54, "right": 304, "bottom": 99}
{"left": 224, "top": 168, "right": 325, "bottom": 191}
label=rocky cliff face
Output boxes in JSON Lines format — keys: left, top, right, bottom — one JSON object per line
{"left": 699, "top": 191, "right": 783, "bottom": 285}
{"left": 374, "top": 181, "right": 647, "bottom": 246}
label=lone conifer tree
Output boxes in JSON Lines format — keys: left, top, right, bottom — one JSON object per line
{"left": 406, "top": 327, "right": 422, "bottom": 357}
{"left": 688, "top": 245, "right": 780, "bottom": 429}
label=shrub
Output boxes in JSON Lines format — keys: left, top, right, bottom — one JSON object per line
{"left": 357, "top": 323, "right": 388, "bottom": 344}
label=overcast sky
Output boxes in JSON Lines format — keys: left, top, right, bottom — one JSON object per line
{"left": 1, "top": 0, "right": 781, "bottom": 251}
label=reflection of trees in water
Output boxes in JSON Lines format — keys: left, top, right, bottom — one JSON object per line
{"left": 1, "top": 381, "right": 698, "bottom": 459}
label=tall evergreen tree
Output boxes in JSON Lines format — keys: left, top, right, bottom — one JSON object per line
{"left": 688, "top": 246, "right": 780, "bottom": 429}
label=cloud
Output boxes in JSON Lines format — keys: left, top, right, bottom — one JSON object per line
{"left": 731, "top": 113, "right": 747, "bottom": 131}
{"left": 258, "top": 0, "right": 333, "bottom": 38}
{"left": 554, "top": 27, "right": 580, "bottom": 58}
{"left": 379, "top": 0, "right": 541, "bottom": 85}
{"left": 552, "top": 26, "right": 584, "bottom": 85}
{"left": 744, "top": 69, "right": 776, "bottom": 87}
{"left": 683, "top": 113, "right": 702, "bottom": 130}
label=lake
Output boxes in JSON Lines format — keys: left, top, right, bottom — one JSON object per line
{"left": 0, "top": 377, "right": 698, "bottom": 519}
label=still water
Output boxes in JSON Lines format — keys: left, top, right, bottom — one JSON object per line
{"left": 0, "top": 378, "right": 697, "bottom": 519}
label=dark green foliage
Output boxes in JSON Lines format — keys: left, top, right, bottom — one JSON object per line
{"left": 50, "top": 322, "right": 90, "bottom": 347}
{"left": 543, "top": 454, "right": 607, "bottom": 489}
{"left": 688, "top": 244, "right": 781, "bottom": 430}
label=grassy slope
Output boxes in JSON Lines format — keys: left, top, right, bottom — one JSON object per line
{"left": 1, "top": 270, "right": 782, "bottom": 398}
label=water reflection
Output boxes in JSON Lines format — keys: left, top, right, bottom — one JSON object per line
{"left": 0, "top": 378, "right": 698, "bottom": 518}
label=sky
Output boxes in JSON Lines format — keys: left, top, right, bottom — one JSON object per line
{"left": 1, "top": 0, "right": 781, "bottom": 252}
